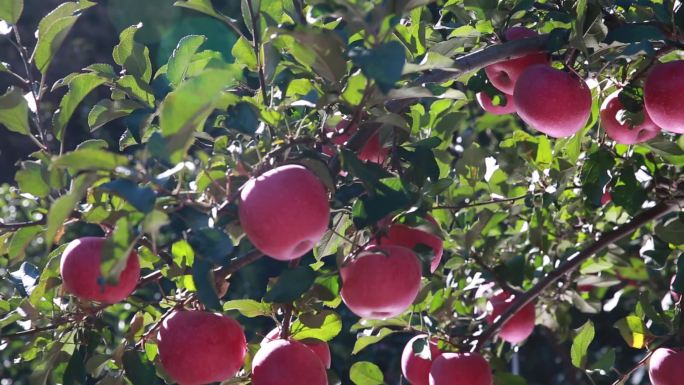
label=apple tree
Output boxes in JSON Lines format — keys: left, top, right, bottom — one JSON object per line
{"left": 1, "top": 0, "right": 684, "bottom": 384}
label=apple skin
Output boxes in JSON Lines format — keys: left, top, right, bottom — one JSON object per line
{"left": 514, "top": 65, "right": 592, "bottom": 138}
{"left": 401, "top": 335, "right": 442, "bottom": 385}
{"left": 59, "top": 237, "right": 140, "bottom": 304}
{"left": 323, "top": 120, "right": 390, "bottom": 163}
{"left": 486, "top": 291, "right": 536, "bottom": 344}
{"left": 649, "top": 348, "right": 684, "bottom": 385}
{"left": 644, "top": 61, "right": 684, "bottom": 134}
{"left": 262, "top": 328, "right": 331, "bottom": 369}
{"left": 239, "top": 165, "right": 330, "bottom": 261}
{"left": 157, "top": 310, "right": 247, "bottom": 385}
{"left": 484, "top": 27, "right": 549, "bottom": 94}
{"left": 600, "top": 190, "right": 612, "bottom": 205}
{"left": 600, "top": 91, "right": 661, "bottom": 144}
{"left": 252, "top": 339, "right": 328, "bottom": 385}
{"left": 476, "top": 92, "right": 517, "bottom": 115}
{"left": 378, "top": 216, "right": 444, "bottom": 273}
{"left": 340, "top": 245, "right": 422, "bottom": 319}
{"left": 429, "top": 352, "right": 493, "bottom": 385}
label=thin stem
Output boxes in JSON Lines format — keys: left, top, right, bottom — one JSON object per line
{"left": 245, "top": 0, "right": 269, "bottom": 105}
{"left": 280, "top": 258, "right": 301, "bottom": 339}
{"left": 432, "top": 194, "right": 529, "bottom": 212}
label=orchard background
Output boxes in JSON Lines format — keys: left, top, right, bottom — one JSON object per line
{"left": 0, "top": 0, "right": 684, "bottom": 384}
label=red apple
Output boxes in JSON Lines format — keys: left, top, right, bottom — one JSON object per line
{"left": 59, "top": 237, "right": 140, "bottom": 304}
{"left": 649, "top": 348, "right": 684, "bottom": 385}
{"left": 340, "top": 245, "right": 422, "bottom": 319}
{"left": 600, "top": 190, "right": 612, "bottom": 205}
{"left": 484, "top": 27, "right": 549, "bottom": 94}
{"left": 378, "top": 216, "right": 444, "bottom": 273}
{"left": 600, "top": 91, "right": 661, "bottom": 144}
{"left": 476, "top": 92, "right": 517, "bottom": 115}
{"left": 262, "top": 328, "right": 331, "bottom": 369}
{"left": 401, "top": 335, "right": 442, "bottom": 385}
{"left": 514, "top": 65, "right": 592, "bottom": 138}
{"left": 486, "top": 291, "right": 535, "bottom": 344}
{"left": 644, "top": 61, "right": 684, "bottom": 134}
{"left": 429, "top": 352, "right": 493, "bottom": 385}
{"left": 239, "top": 165, "right": 330, "bottom": 261}
{"left": 323, "top": 120, "right": 390, "bottom": 164}
{"left": 252, "top": 339, "right": 328, "bottom": 385}
{"left": 157, "top": 310, "right": 247, "bottom": 385}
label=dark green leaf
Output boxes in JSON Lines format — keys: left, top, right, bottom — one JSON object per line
{"left": 189, "top": 228, "right": 234, "bottom": 264}
{"left": 264, "top": 266, "right": 316, "bottom": 303}
{"left": 192, "top": 258, "right": 221, "bottom": 310}
{"left": 8, "top": 262, "right": 39, "bottom": 296}
{"left": 350, "top": 41, "right": 406, "bottom": 93}
{"left": 606, "top": 25, "right": 665, "bottom": 44}
{"left": 63, "top": 346, "right": 87, "bottom": 385}
{"left": 99, "top": 179, "right": 157, "bottom": 213}
{"left": 0, "top": 86, "right": 30, "bottom": 136}
{"left": 88, "top": 99, "right": 144, "bottom": 131}
{"left": 122, "top": 350, "right": 158, "bottom": 385}
{"left": 101, "top": 217, "right": 137, "bottom": 284}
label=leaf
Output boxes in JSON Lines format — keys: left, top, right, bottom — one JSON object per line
{"left": 52, "top": 72, "right": 108, "bottom": 140}
{"left": 231, "top": 36, "right": 257, "bottom": 71}
{"left": 606, "top": 25, "right": 665, "bottom": 44}
{"left": 63, "top": 346, "right": 87, "bottom": 385}
{"left": 113, "top": 24, "right": 152, "bottom": 83}
{"left": 88, "top": 99, "right": 144, "bottom": 131}
{"left": 264, "top": 266, "right": 316, "bottom": 303}
{"left": 223, "top": 299, "right": 272, "bottom": 318}
{"left": 192, "top": 258, "right": 221, "bottom": 311}
{"left": 8, "top": 226, "right": 42, "bottom": 262}
{"left": 122, "top": 350, "right": 158, "bottom": 385}
{"left": 45, "top": 173, "right": 95, "bottom": 248}
{"left": 283, "top": 30, "right": 347, "bottom": 83}
{"left": 15, "top": 160, "right": 50, "bottom": 198}
{"left": 99, "top": 179, "right": 157, "bottom": 213}
{"left": 615, "top": 315, "right": 647, "bottom": 349}
{"left": 0, "top": 86, "right": 30, "bottom": 135}
{"left": 290, "top": 310, "right": 343, "bottom": 342}
{"left": 189, "top": 228, "right": 234, "bottom": 264}
{"left": 655, "top": 216, "right": 684, "bottom": 245}
{"left": 352, "top": 328, "right": 395, "bottom": 354}
{"left": 570, "top": 320, "right": 595, "bottom": 369}
{"left": 173, "top": 0, "right": 239, "bottom": 27}
{"left": 0, "top": 0, "right": 23, "bottom": 24}
{"left": 167, "top": 35, "right": 207, "bottom": 88}
{"left": 8, "top": 262, "right": 40, "bottom": 296}
{"left": 349, "top": 41, "right": 406, "bottom": 93}
{"left": 53, "top": 148, "right": 128, "bottom": 171}
{"left": 101, "top": 217, "right": 137, "bottom": 284}
{"left": 116, "top": 75, "right": 155, "bottom": 107}
{"left": 349, "top": 361, "right": 384, "bottom": 385}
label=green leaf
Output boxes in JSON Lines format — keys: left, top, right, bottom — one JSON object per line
{"left": 189, "top": 228, "right": 234, "bottom": 264}
{"left": 173, "top": 0, "right": 239, "bottom": 27}
{"left": 655, "top": 216, "right": 684, "bottom": 245}
{"left": 116, "top": 75, "right": 155, "bottom": 107}
{"left": 122, "top": 350, "right": 158, "bottom": 385}
{"left": 101, "top": 216, "right": 137, "bottom": 283}
{"left": 52, "top": 72, "right": 108, "bottom": 141}
{"left": 53, "top": 148, "right": 128, "bottom": 171}
{"left": 606, "top": 25, "right": 665, "bottom": 44}
{"left": 0, "top": 0, "right": 23, "bottom": 23}
{"left": 231, "top": 35, "right": 257, "bottom": 71}
{"left": 113, "top": 24, "right": 152, "bottom": 83}
{"left": 99, "top": 179, "right": 157, "bottom": 213}
{"left": 352, "top": 328, "right": 395, "bottom": 354}
{"left": 63, "top": 346, "right": 87, "bottom": 385}
{"left": 192, "top": 258, "right": 221, "bottom": 311}
{"left": 223, "top": 299, "right": 272, "bottom": 318}
{"left": 15, "top": 161, "right": 50, "bottom": 198}
{"left": 264, "top": 266, "right": 316, "bottom": 303}
{"left": 570, "top": 320, "right": 595, "bottom": 369}
{"left": 614, "top": 315, "right": 648, "bottom": 349}
{"left": 0, "top": 86, "right": 30, "bottom": 136}
{"left": 45, "top": 173, "right": 96, "bottom": 248}
{"left": 349, "top": 361, "right": 384, "bottom": 385}
{"left": 349, "top": 41, "right": 406, "bottom": 93}
{"left": 290, "top": 310, "right": 343, "bottom": 342}
{"left": 282, "top": 30, "right": 347, "bottom": 83}
{"left": 8, "top": 226, "right": 42, "bottom": 262}
{"left": 88, "top": 99, "right": 144, "bottom": 131}
{"left": 167, "top": 35, "right": 207, "bottom": 87}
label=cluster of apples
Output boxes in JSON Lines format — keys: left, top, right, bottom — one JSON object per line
{"left": 478, "top": 27, "right": 684, "bottom": 143}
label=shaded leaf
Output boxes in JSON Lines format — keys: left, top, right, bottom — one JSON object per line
{"left": 88, "top": 99, "right": 144, "bottom": 131}
{"left": 264, "top": 266, "right": 316, "bottom": 303}
{"left": 53, "top": 72, "right": 108, "bottom": 140}
{"left": 113, "top": 24, "right": 152, "bottom": 82}
{"left": 0, "top": 86, "right": 30, "bottom": 135}
{"left": 99, "top": 179, "right": 157, "bottom": 213}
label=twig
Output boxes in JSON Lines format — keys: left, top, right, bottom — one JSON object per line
{"left": 280, "top": 258, "right": 301, "bottom": 339}
{"left": 0, "top": 323, "right": 63, "bottom": 339}
{"left": 214, "top": 249, "right": 264, "bottom": 279}
{"left": 432, "top": 194, "right": 529, "bottom": 212}
{"left": 245, "top": 0, "right": 269, "bottom": 105}
{"left": 0, "top": 218, "right": 46, "bottom": 231}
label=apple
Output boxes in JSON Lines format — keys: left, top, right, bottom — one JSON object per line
{"left": 600, "top": 91, "right": 661, "bottom": 144}
{"left": 252, "top": 339, "right": 328, "bottom": 385}
{"left": 600, "top": 190, "right": 612, "bottom": 205}
{"left": 514, "top": 65, "right": 592, "bottom": 138}
{"left": 486, "top": 291, "right": 536, "bottom": 344}
{"left": 649, "top": 348, "right": 684, "bottom": 385}
{"left": 401, "top": 335, "right": 442, "bottom": 385}
{"left": 323, "top": 120, "right": 390, "bottom": 164}
{"left": 429, "top": 352, "right": 493, "bottom": 385}
{"left": 239, "top": 164, "right": 330, "bottom": 261}
{"left": 340, "top": 245, "right": 422, "bottom": 319}
{"left": 476, "top": 92, "right": 517, "bottom": 115}
{"left": 262, "top": 328, "right": 331, "bottom": 369}
{"left": 59, "top": 237, "right": 140, "bottom": 304}
{"left": 644, "top": 60, "right": 684, "bottom": 134}
{"left": 484, "top": 27, "right": 549, "bottom": 94}
{"left": 157, "top": 310, "right": 246, "bottom": 385}
{"left": 377, "top": 216, "right": 444, "bottom": 273}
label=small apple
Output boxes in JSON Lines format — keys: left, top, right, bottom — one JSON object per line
{"left": 484, "top": 27, "right": 549, "bottom": 94}
{"left": 649, "top": 348, "right": 684, "bottom": 385}
{"left": 239, "top": 165, "right": 330, "bottom": 261}
{"left": 600, "top": 91, "right": 661, "bottom": 144}
{"left": 429, "top": 352, "right": 493, "bottom": 385}
{"left": 644, "top": 60, "right": 684, "bottom": 134}
{"left": 401, "top": 335, "right": 442, "bottom": 385}
{"left": 340, "top": 245, "right": 422, "bottom": 319}
{"left": 600, "top": 190, "right": 612, "bottom": 206}
{"left": 476, "top": 92, "right": 517, "bottom": 115}
{"left": 378, "top": 216, "right": 444, "bottom": 273}
{"left": 252, "top": 339, "right": 328, "bottom": 385}
{"left": 157, "top": 310, "right": 247, "bottom": 385}
{"left": 486, "top": 291, "right": 536, "bottom": 344}
{"left": 514, "top": 65, "right": 592, "bottom": 138}
{"left": 59, "top": 237, "right": 140, "bottom": 304}
{"left": 262, "top": 328, "right": 331, "bottom": 369}
{"left": 323, "top": 120, "right": 390, "bottom": 164}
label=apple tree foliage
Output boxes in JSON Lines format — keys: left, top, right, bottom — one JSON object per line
{"left": 1, "top": 0, "right": 684, "bottom": 384}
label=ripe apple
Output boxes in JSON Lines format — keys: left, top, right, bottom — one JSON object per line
{"left": 239, "top": 165, "right": 330, "bottom": 261}
{"left": 401, "top": 335, "right": 442, "bottom": 385}
{"left": 323, "top": 120, "right": 390, "bottom": 164}
{"left": 340, "top": 245, "right": 422, "bottom": 319}
{"left": 262, "top": 328, "right": 331, "bottom": 369}
{"left": 486, "top": 291, "right": 536, "bottom": 344}
{"left": 377, "top": 216, "right": 444, "bottom": 273}
{"left": 476, "top": 92, "right": 517, "bottom": 115}
{"left": 157, "top": 310, "right": 246, "bottom": 385}
{"left": 484, "top": 27, "right": 549, "bottom": 94}
{"left": 649, "top": 348, "right": 684, "bottom": 385}
{"left": 252, "top": 339, "right": 328, "bottom": 385}
{"left": 429, "top": 352, "right": 493, "bottom": 385}
{"left": 514, "top": 65, "right": 592, "bottom": 138}
{"left": 59, "top": 237, "right": 140, "bottom": 304}
{"left": 644, "top": 60, "right": 684, "bottom": 134}
{"left": 600, "top": 91, "right": 661, "bottom": 144}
